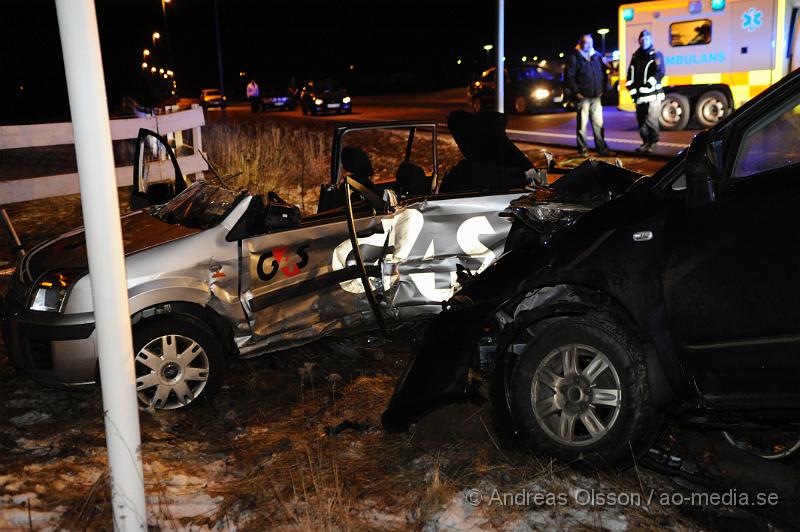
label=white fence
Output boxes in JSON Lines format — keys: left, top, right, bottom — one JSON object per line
{"left": 0, "top": 106, "right": 208, "bottom": 205}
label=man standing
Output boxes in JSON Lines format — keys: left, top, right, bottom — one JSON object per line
{"left": 626, "top": 29, "right": 665, "bottom": 153}
{"left": 246, "top": 79, "right": 260, "bottom": 113}
{"left": 565, "top": 34, "right": 612, "bottom": 157}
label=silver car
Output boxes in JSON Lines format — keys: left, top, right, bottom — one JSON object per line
{"left": 1, "top": 116, "right": 537, "bottom": 410}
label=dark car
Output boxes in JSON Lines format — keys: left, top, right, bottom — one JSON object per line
{"left": 384, "top": 67, "right": 800, "bottom": 468}
{"left": 300, "top": 78, "right": 352, "bottom": 115}
{"left": 260, "top": 85, "right": 296, "bottom": 112}
{"left": 468, "top": 65, "right": 565, "bottom": 114}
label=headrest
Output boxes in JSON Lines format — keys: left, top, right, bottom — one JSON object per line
{"left": 342, "top": 146, "right": 374, "bottom": 177}
{"left": 447, "top": 110, "right": 533, "bottom": 170}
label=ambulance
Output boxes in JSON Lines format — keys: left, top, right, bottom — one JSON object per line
{"left": 619, "top": 0, "right": 800, "bottom": 129}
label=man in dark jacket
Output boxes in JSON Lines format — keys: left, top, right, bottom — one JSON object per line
{"left": 625, "top": 29, "right": 665, "bottom": 153}
{"left": 565, "top": 34, "right": 612, "bottom": 157}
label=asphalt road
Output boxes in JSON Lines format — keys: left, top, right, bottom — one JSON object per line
{"left": 213, "top": 87, "right": 696, "bottom": 157}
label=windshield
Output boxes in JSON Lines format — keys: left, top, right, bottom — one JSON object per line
{"left": 154, "top": 180, "right": 242, "bottom": 229}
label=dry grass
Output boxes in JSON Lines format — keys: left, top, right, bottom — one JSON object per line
{"left": 203, "top": 120, "right": 331, "bottom": 213}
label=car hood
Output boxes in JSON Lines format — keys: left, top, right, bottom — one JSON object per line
{"left": 503, "top": 159, "right": 644, "bottom": 234}
{"left": 315, "top": 90, "right": 348, "bottom": 100}
{"left": 20, "top": 210, "right": 201, "bottom": 283}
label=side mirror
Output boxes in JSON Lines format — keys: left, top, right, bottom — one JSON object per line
{"left": 685, "top": 130, "right": 721, "bottom": 209}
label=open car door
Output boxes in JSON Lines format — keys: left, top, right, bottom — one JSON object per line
{"left": 131, "top": 128, "right": 188, "bottom": 210}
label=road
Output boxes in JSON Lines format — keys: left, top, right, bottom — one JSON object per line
{"left": 213, "top": 87, "right": 696, "bottom": 157}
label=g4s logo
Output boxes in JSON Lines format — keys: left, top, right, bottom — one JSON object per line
{"left": 257, "top": 244, "right": 310, "bottom": 281}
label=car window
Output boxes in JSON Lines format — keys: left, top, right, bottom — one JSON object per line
{"left": 732, "top": 99, "right": 800, "bottom": 179}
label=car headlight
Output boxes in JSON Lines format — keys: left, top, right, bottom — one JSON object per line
{"left": 342, "top": 96, "right": 351, "bottom": 104}
{"left": 314, "top": 98, "right": 324, "bottom": 105}
{"left": 29, "top": 271, "right": 76, "bottom": 312}
{"left": 528, "top": 202, "right": 591, "bottom": 223}
{"left": 532, "top": 88, "right": 551, "bottom": 100}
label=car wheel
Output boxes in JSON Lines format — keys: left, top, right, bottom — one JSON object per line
{"left": 509, "top": 315, "right": 661, "bottom": 469}
{"left": 659, "top": 93, "right": 690, "bottom": 131}
{"left": 694, "top": 90, "right": 729, "bottom": 128}
{"left": 471, "top": 97, "right": 482, "bottom": 113}
{"left": 310, "top": 108, "right": 318, "bottom": 116}
{"left": 345, "top": 108, "right": 352, "bottom": 114}
{"left": 301, "top": 105, "right": 308, "bottom": 115}
{"left": 513, "top": 96, "right": 529, "bottom": 114}
{"left": 133, "top": 316, "right": 224, "bottom": 410}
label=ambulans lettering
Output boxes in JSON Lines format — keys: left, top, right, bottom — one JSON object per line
{"left": 665, "top": 52, "right": 726, "bottom": 66}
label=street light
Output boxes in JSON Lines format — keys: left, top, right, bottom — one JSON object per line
{"left": 597, "top": 28, "right": 610, "bottom": 54}
{"left": 483, "top": 44, "right": 493, "bottom": 68}
{"left": 152, "top": 31, "right": 160, "bottom": 46}
{"left": 143, "top": 49, "right": 150, "bottom": 57}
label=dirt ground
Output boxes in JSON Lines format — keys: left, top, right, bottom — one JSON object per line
{"left": 1, "top": 121, "right": 796, "bottom": 530}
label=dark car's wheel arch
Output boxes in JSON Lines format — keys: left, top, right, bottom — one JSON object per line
{"left": 486, "top": 285, "right": 670, "bottom": 459}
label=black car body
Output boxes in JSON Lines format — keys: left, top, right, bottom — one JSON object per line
{"left": 300, "top": 78, "right": 352, "bottom": 115}
{"left": 385, "top": 68, "right": 800, "bottom": 468}
{"left": 468, "top": 65, "right": 565, "bottom": 114}
{"left": 260, "top": 86, "right": 296, "bottom": 111}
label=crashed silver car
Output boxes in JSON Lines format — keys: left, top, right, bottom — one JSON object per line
{"left": 2, "top": 113, "right": 547, "bottom": 410}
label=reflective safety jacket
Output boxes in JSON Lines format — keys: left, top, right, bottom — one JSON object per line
{"left": 626, "top": 47, "right": 665, "bottom": 105}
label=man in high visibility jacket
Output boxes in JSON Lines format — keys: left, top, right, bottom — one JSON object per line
{"left": 626, "top": 30, "right": 665, "bottom": 153}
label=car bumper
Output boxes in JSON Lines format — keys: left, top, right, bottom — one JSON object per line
{"left": 313, "top": 102, "right": 351, "bottom": 113}
{"left": 262, "top": 98, "right": 294, "bottom": 108}
{"left": 1, "top": 296, "right": 98, "bottom": 389}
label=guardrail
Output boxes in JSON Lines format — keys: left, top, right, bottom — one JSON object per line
{"left": 0, "top": 105, "right": 208, "bottom": 205}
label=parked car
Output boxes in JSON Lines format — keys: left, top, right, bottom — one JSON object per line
{"left": 1, "top": 111, "right": 552, "bottom": 411}
{"left": 300, "top": 78, "right": 352, "bottom": 115}
{"left": 260, "top": 85, "right": 296, "bottom": 112}
{"left": 199, "top": 88, "right": 226, "bottom": 108}
{"left": 468, "top": 65, "right": 565, "bottom": 114}
{"left": 384, "top": 68, "right": 800, "bottom": 468}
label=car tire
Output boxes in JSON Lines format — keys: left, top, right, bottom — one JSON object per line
{"left": 694, "top": 90, "right": 729, "bottom": 128}
{"left": 471, "top": 97, "right": 482, "bottom": 113}
{"left": 301, "top": 105, "right": 308, "bottom": 115}
{"left": 513, "top": 96, "right": 529, "bottom": 114}
{"left": 132, "top": 316, "right": 225, "bottom": 411}
{"left": 659, "top": 93, "right": 690, "bottom": 131}
{"left": 345, "top": 108, "right": 352, "bottom": 114}
{"left": 509, "top": 314, "right": 661, "bottom": 469}
{"left": 310, "top": 108, "right": 318, "bottom": 116}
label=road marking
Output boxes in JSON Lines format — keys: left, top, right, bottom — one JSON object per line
{"left": 506, "top": 129, "right": 688, "bottom": 149}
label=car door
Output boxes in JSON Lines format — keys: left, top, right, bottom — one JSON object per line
{"left": 131, "top": 128, "right": 187, "bottom": 209}
{"left": 664, "top": 91, "right": 800, "bottom": 404}
{"left": 237, "top": 199, "right": 388, "bottom": 352}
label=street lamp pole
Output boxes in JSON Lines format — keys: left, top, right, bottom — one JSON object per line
{"left": 55, "top": 0, "right": 146, "bottom": 528}
{"left": 597, "top": 28, "right": 610, "bottom": 55}
{"left": 496, "top": 0, "right": 505, "bottom": 113}
{"left": 213, "top": 0, "right": 226, "bottom": 118}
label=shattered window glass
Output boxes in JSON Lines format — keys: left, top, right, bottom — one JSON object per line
{"left": 154, "top": 180, "right": 242, "bottom": 229}
{"left": 734, "top": 102, "right": 800, "bottom": 178}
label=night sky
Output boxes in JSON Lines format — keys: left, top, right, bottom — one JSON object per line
{"left": 2, "top": 0, "right": 622, "bottom": 123}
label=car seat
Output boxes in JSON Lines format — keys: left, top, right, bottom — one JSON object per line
{"left": 395, "top": 161, "right": 431, "bottom": 197}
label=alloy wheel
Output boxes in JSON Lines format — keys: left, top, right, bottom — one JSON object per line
{"left": 530, "top": 343, "right": 622, "bottom": 447}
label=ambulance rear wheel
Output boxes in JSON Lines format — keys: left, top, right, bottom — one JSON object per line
{"left": 695, "top": 90, "right": 729, "bottom": 128}
{"left": 659, "top": 94, "right": 690, "bottom": 131}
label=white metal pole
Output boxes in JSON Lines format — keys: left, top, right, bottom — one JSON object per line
{"left": 54, "top": 1, "right": 147, "bottom": 530}
{"left": 496, "top": 0, "right": 505, "bottom": 113}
